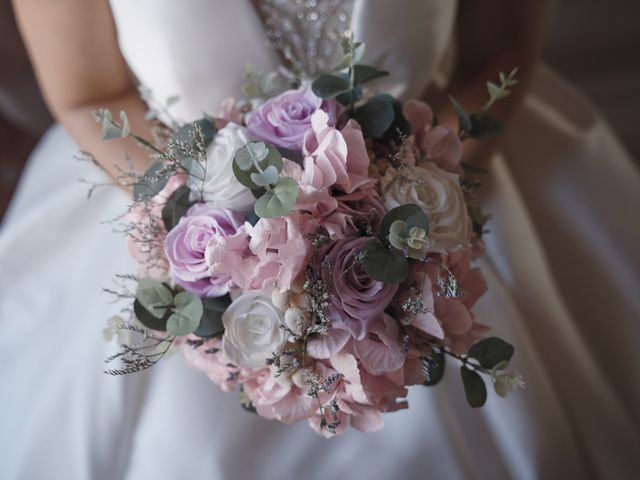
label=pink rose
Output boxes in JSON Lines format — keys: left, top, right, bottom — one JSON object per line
{"left": 246, "top": 86, "right": 338, "bottom": 152}
{"left": 164, "top": 204, "right": 249, "bottom": 296}
{"left": 321, "top": 237, "right": 398, "bottom": 340}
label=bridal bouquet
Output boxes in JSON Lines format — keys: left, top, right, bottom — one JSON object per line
{"left": 98, "top": 37, "right": 523, "bottom": 436}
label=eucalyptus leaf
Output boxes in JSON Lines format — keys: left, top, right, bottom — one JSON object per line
{"left": 119, "top": 111, "right": 131, "bottom": 137}
{"left": 235, "top": 142, "right": 269, "bottom": 171}
{"left": 250, "top": 165, "right": 280, "bottom": 187}
{"left": 133, "top": 298, "right": 170, "bottom": 331}
{"left": 421, "top": 348, "right": 445, "bottom": 386}
{"left": 161, "top": 185, "right": 195, "bottom": 231}
{"left": 353, "top": 95, "right": 395, "bottom": 139}
{"left": 312, "top": 74, "right": 352, "bottom": 99}
{"left": 194, "top": 294, "right": 232, "bottom": 338}
{"left": 233, "top": 145, "right": 283, "bottom": 189}
{"left": 254, "top": 177, "right": 298, "bottom": 218}
{"left": 469, "top": 113, "right": 503, "bottom": 139}
{"left": 353, "top": 42, "right": 365, "bottom": 60}
{"left": 136, "top": 277, "right": 173, "bottom": 318}
{"left": 467, "top": 337, "right": 514, "bottom": 369}
{"left": 166, "top": 292, "right": 204, "bottom": 336}
{"left": 360, "top": 240, "right": 409, "bottom": 284}
{"left": 333, "top": 53, "right": 353, "bottom": 71}
{"left": 173, "top": 118, "right": 217, "bottom": 149}
{"left": 353, "top": 65, "right": 389, "bottom": 85}
{"left": 378, "top": 204, "right": 429, "bottom": 243}
{"left": 460, "top": 367, "right": 487, "bottom": 408}
{"left": 449, "top": 95, "right": 472, "bottom": 133}
{"left": 335, "top": 86, "right": 362, "bottom": 107}
{"left": 133, "top": 162, "right": 170, "bottom": 201}
{"left": 486, "top": 81, "right": 502, "bottom": 99}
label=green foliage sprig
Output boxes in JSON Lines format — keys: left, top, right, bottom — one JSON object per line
{"left": 449, "top": 68, "right": 519, "bottom": 141}
{"left": 232, "top": 141, "right": 299, "bottom": 219}
{"left": 421, "top": 336, "right": 523, "bottom": 407}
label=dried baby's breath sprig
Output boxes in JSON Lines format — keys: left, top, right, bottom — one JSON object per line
{"left": 266, "top": 349, "right": 301, "bottom": 378}
{"left": 104, "top": 323, "right": 174, "bottom": 375}
{"left": 302, "top": 368, "right": 343, "bottom": 435}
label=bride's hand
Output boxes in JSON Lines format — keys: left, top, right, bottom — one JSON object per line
{"left": 425, "top": 0, "right": 548, "bottom": 169}
{"left": 12, "top": 0, "right": 156, "bottom": 187}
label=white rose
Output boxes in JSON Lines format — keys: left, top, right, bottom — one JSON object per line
{"left": 381, "top": 164, "right": 470, "bottom": 252}
{"left": 187, "top": 123, "right": 255, "bottom": 213}
{"left": 222, "top": 292, "right": 288, "bottom": 369}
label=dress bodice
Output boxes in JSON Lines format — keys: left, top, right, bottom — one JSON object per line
{"left": 108, "top": 0, "right": 457, "bottom": 123}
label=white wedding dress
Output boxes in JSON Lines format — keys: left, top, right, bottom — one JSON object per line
{"left": 1, "top": 1, "right": 639, "bottom": 479}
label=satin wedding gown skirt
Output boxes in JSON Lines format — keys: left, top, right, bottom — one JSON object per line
{"left": 1, "top": 1, "right": 639, "bottom": 479}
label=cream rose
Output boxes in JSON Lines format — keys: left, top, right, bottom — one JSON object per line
{"left": 381, "top": 164, "right": 470, "bottom": 252}
{"left": 222, "top": 292, "right": 288, "bottom": 369}
{"left": 187, "top": 123, "right": 255, "bottom": 213}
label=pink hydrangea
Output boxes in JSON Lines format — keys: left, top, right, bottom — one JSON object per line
{"left": 127, "top": 174, "right": 186, "bottom": 281}
{"left": 233, "top": 212, "right": 318, "bottom": 292}
{"left": 403, "top": 100, "right": 463, "bottom": 173}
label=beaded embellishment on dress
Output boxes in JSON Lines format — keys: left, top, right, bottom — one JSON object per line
{"left": 255, "top": 0, "right": 354, "bottom": 77}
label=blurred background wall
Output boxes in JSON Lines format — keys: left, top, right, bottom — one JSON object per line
{"left": 0, "top": 0, "right": 638, "bottom": 221}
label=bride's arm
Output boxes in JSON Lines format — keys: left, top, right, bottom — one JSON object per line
{"left": 12, "top": 0, "right": 155, "bottom": 185}
{"left": 428, "top": 0, "right": 548, "bottom": 167}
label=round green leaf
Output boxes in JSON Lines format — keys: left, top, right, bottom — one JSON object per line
{"left": 133, "top": 298, "right": 169, "bottom": 331}
{"left": 166, "top": 292, "right": 203, "bottom": 336}
{"left": 161, "top": 185, "right": 195, "bottom": 231}
{"left": 360, "top": 240, "right": 409, "bottom": 284}
{"left": 469, "top": 113, "right": 503, "bottom": 139}
{"left": 353, "top": 96, "right": 395, "bottom": 138}
{"left": 254, "top": 177, "right": 298, "bottom": 218}
{"left": 460, "top": 367, "right": 487, "bottom": 408}
{"left": 133, "top": 162, "right": 170, "bottom": 201}
{"left": 233, "top": 145, "right": 283, "bottom": 189}
{"left": 378, "top": 204, "right": 429, "bottom": 243}
{"left": 468, "top": 337, "right": 514, "bottom": 369}
{"left": 194, "top": 295, "right": 232, "bottom": 338}
{"left": 136, "top": 277, "right": 173, "bottom": 318}
{"left": 311, "top": 74, "right": 352, "bottom": 99}
{"left": 173, "top": 118, "right": 217, "bottom": 148}
{"left": 353, "top": 65, "right": 389, "bottom": 85}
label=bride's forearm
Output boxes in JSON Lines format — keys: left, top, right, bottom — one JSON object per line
{"left": 12, "top": 0, "right": 155, "bottom": 188}
{"left": 58, "top": 88, "right": 157, "bottom": 186}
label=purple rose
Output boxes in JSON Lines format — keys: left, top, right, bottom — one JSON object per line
{"left": 164, "top": 204, "right": 248, "bottom": 297}
{"left": 321, "top": 236, "right": 398, "bottom": 340}
{"left": 246, "top": 86, "right": 338, "bottom": 152}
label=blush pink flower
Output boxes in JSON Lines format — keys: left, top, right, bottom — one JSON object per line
{"left": 127, "top": 174, "right": 186, "bottom": 281}
{"left": 179, "top": 337, "right": 243, "bottom": 392}
{"left": 243, "top": 369, "right": 318, "bottom": 424}
{"left": 403, "top": 100, "right": 463, "bottom": 173}
{"left": 301, "top": 110, "right": 374, "bottom": 194}
{"left": 234, "top": 212, "right": 317, "bottom": 292}
{"left": 353, "top": 314, "right": 406, "bottom": 375}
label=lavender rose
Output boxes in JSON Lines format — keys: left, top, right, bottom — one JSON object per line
{"left": 164, "top": 204, "right": 249, "bottom": 297}
{"left": 246, "top": 86, "right": 338, "bottom": 152}
{"left": 321, "top": 237, "right": 398, "bottom": 340}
